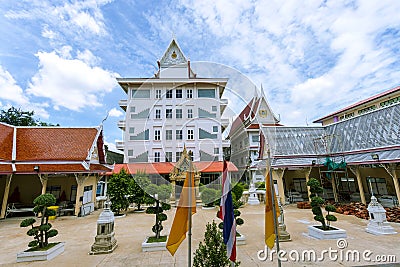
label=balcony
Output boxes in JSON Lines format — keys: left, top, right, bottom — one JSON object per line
{"left": 119, "top": 99, "right": 128, "bottom": 111}
{"left": 115, "top": 141, "right": 124, "bottom": 151}
{"left": 222, "top": 139, "right": 230, "bottom": 148}
{"left": 117, "top": 120, "right": 126, "bottom": 130}
{"left": 220, "top": 98, "right": 228, "bottom": 114}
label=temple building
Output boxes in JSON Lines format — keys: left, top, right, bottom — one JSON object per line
{"left": 114, "top": 38, "right": 234, "bottom": 199}
{"left": 257, "top": 85, "right": 400, "bottom": 207}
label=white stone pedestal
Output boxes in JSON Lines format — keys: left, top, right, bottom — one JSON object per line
{"left": 17, "top": 242, "right": 65, "bottom": 263}
{"left": 141, "top": 237, "right": 167, "bottom": 252}
{"left": 247, "top": 184, "right": 260, "bottom": 205}
{"left": 308, "top": 225, "right": 347, "bottom": 240}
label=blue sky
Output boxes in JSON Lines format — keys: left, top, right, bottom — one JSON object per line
{"left": 1, "top": 0, "right": 400, "bottom": 149}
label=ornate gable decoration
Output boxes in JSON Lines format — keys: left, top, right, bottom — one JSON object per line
{"left": 170, "top": 147, "right": 199, "bottom": 181}
{"left": 159, "top": 39, "right": 187, "bottom": 67}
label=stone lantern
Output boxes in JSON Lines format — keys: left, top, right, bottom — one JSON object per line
{"left": 365, "top": 196, "right": 397, "bottom": 235}
{"left": 90, "top": 200, "right": 118, "bottom": 254}
{"left": 277, "top": 198, "right": 291, "bottom": 241}
{"left": 247, "top": 183, "right": 260, "bottom": 205}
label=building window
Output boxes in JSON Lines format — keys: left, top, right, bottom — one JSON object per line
{"left": 176, "top": 109, "right": 182, "bottom": 119}
{"left": 165, "top": 152, "right": 172, "bottom": 162}
{"left": 214, "top": 147, "right": 219, "bottom": 154}
{"left": 212, "top": 126, "right": 218, "bottom": 133}
{"left": 188, "top": 109, "right": 193, "bottom": 118}
{"left": 155, "top": 109, "right": 161, "bottom": 119}
{"left": 176, "top": 130, "right": 183, "bottom": 140}
{"left": 166, "top": 130, "right": 173, "bottom": 140}
{"left": 132, "top": 89, "right": 150, "bottom": 98}
{"left": 187, "top": 129, "right": 194, "bottom": 140}
{"left": 176, "top": 89, "right": 182, "bottom": 98}
{"left": 129, "top": 127, "right": 135, "bottom": 134}
{"left": 176, "top": 151, "right": 182, "bottom": 161}
{"left": 252, "top": 135, "right": 259, "bottom": 143}
{"left": 187, "top": 89, "right": 193, "bottom": 98}
{"left": 154, "top": 129, "right": 161, "bottom": 141}
{"left": 166, "top": 90, "right": 173, "bottom": 99}
{"left": 130, "top": 106, "right": 136, "bottom": 113}
{"left": 128, "top": 150, "right": 133, "bottom": 156}
{"left": 154, "top": 152, "right": 160, "bottom": 162}
{"left": 156, "top": 89, "right": 161, "bottom": 99}
{"left": 212, "top": 106, "right": 217, "bottom": 112}
{"left": 198, "top": 89, "right": 215, "bottom": 98}
{"left": 166, "top": 109, "right": 173, "bottom": 118}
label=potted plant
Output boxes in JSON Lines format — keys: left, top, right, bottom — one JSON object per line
{"left": 17, "top": 193, "right": 64, "bottom": 262}
{"left": 141, "top": 184, "right": 172, "bottom": 252}
{"left": 306, "top": 178, "right": 346, "bottom": 239}
{"left": 201, "top": 187, "right": 218, "bottom": 209}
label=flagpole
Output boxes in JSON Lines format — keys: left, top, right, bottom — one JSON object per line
{"left": 267, "top": 149, "right": 281, "bottom": 267}
{"left": 188, "top": 151, "right": 192, "bottom": 267}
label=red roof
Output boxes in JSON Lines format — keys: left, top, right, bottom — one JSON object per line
{"left": 0, "top": 123, "right": 110, "bottom": 174}
{"left": 313, "top": 85, "right": 400, "bottom": 123}
{"left": 109, "top": 161, "right": 238, "bottom": 176}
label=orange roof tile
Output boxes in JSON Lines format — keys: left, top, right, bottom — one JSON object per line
{"left": 16, "top": 127, "right": 98, "bottom": 161}
{"left": 0, "top": 123, "right": 14, "bottom": 160}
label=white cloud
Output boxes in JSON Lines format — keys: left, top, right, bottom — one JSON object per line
{"left": 27, "top": 49, "right": 118, "bottom": 111}
{"left": 0, "top": 66, "right": 29, "bottom": 105}
{"left": 108, "top": 108, "right": 123, "bottom": 118}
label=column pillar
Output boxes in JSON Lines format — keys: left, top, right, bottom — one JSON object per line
{"left": 0, "top": 175, "right": 13, "bottom": 219}
{"left": 272, "top": 168, "right": 286, "bottom": 205}
{"left": 194, "top": 173, "right": 201, "bottom": 203}
{"left": 349, "top": 166, "right": 366, "bottom": 204}
{"left": 74, "top": 174, "right": 87, "bottom": 216}
{"left": 390, "top": 165, "right": 400, "bottom": 205}
{"left": 39, "top": 174, "right": 48, "bottom": 195}
{"left": 303, "top": 167, "right": 312, "bottom": 201}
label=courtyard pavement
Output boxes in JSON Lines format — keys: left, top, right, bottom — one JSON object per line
{"left": 0, "top": 204, "right": 399, "bottom": 266}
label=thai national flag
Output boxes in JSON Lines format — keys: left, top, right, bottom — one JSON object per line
{"left": 218, "top": 160, "right": 236, "bottom": 262}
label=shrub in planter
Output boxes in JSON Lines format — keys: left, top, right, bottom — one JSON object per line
{"left": 201, "top": 188, "right": 217, "bottom": 207}
{"left": 20, "top": 194, "right": 58, "bottom": 249}
{"left": 307, "top": 178, "right": 337, "bottom": 230}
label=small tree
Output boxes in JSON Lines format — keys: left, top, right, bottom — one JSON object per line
{"left": 130, "top": 171, "right": 152, "bottom": 211}
{"left": 201, "top": 187, "right": 217, "bottom": 207}
{"left": 307, "top": 178, "right": 337, "bottom": 230}
{"left": 145, "top": 184, "right": 171, "bottom": 239}
{"left": 193, "top": 221, "right": 240, "bottom": 267}
{"left": 108, "top": 168, "right": 132, "bottom": 215}
{"left": 20, "top": 194, "right": 58, "bottom": 248}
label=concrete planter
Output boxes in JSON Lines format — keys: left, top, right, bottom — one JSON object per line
{"left": 201, "top": 206, "right": 215, "bottom": 210}
{"left": 236, "top": 232, "right": 246, "bottom": 246}
{"left": 141, "top": 237, "right": 166, "bottom": 252}
{"left": 17, "top": 242, "right": 65, "bottom": 263}
{"left": 308, "top": 225, "right": 347, "bottom": 240}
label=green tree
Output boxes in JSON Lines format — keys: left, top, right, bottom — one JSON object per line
{"left": 193, "top": 221, "right": 240, "bottom": 267}
{"left": 307, "top": 178, "right": 337, "bottom": 230}
{"left": 0, "top": 107, "right": 59, "bottom": 126}
{"left": 201, "top": 187, "right": 217, "bottom": 207}
{"left": 107, "top": 168, "right": 132, "bottom": 215}
{"left": 20, "top": 194, "right": 58, "bottom": 248}
{"left": 130, "top": 171, "right": 152, "bottom": 211}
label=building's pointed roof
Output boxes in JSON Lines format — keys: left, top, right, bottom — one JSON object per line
{"left": 159, "top": 38, "right": 188, "bottom": 67}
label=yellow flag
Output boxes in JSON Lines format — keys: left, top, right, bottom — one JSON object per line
{"left": 265, "top": 171, "right": 280, "bottom": 249}
{"left": 166, "top": 171, "right": 196, "bottom": 256}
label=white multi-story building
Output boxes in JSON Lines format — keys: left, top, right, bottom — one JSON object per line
{"left": 116, "top": 39, "right": 230, "bottom": 166}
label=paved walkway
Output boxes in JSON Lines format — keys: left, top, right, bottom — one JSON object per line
{"left": 0, "top": 204, "right": 399, "bottom": 266}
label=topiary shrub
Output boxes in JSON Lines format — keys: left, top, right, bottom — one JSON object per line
{"left": 145, "top": 184, "right": 171, "bottom": 240}
{"left": 307, "top": 178, "right": 337, "bottom": 230}
{"left": 20, "top": 193, "right": 58, "bottom": 249}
